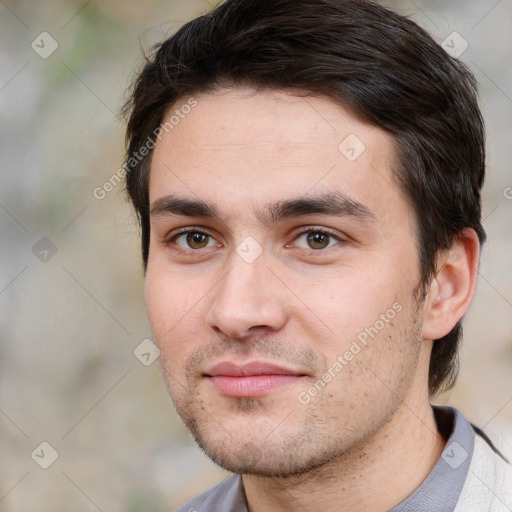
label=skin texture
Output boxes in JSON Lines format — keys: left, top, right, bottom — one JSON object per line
{"left": 145, "top": 88, "right": 479, "bottom": 511}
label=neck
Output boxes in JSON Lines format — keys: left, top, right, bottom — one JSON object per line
{"left": 242, "top": 389, "right": 445, "bottom": 512}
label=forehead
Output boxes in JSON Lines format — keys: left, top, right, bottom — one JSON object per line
{"left": 149, "top": 88, "right": 407, "bottom": 224}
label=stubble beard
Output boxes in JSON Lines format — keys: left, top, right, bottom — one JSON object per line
{"left": 163, "top": 303, "right": 424, "bottom": 478}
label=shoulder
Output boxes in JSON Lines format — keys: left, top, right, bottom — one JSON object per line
{"left": 455, "top": 429, "right": 512, "bottom": 511}
{"left": 174, "top": 475, "right": 246, "bottom": 512}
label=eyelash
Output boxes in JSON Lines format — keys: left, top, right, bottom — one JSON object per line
{"left": 166, "top": 226, "right": 343, "bottom": 252}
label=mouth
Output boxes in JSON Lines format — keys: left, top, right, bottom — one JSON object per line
{"left": 204, "top": 361, "right": 307, "bottom": 398}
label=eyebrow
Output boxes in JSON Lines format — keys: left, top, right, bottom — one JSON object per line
{"left": 149, "top": 191, "right": 376, "bottom": 226}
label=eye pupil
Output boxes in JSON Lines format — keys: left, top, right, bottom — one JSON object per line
{"left": 307, "top": 232, "right": 329, "bottom": 249}
{"left": 187, "top": 232, "right": 208, "bottom": 248}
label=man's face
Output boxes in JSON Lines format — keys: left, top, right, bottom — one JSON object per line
{"left": 145, "top": 88, "right": 427, "bottom": 476}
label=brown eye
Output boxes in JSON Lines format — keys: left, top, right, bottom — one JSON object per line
{"left": 173, "top": 231, "right": 217, "bottom": 250}
{"left": 306, "top": 232, "right": 330, "bottom": 249}
{"left": 291, "top": 229, "right": 340, "bottom": 250}
{"left": 186, "top": 232, "right": 209, "bottom": 249}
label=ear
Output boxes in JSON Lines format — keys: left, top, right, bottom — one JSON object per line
{"left": 422, "top": 228, "right": 480, "bottom": 340}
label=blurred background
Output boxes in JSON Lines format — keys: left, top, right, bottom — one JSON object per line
{"left": 0, "top": 0, "right": 511, "bottom": 510}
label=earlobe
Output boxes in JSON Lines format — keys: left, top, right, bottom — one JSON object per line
{"left": 421, "top": 229, "right": 480, "bottom": 341}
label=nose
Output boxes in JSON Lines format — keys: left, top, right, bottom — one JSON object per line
{"left": 206, "top": 253, "right": 289, "bottom": 340}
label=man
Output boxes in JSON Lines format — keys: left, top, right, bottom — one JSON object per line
{"left": 122, "top": 0, "right": 512, "bottom": 510}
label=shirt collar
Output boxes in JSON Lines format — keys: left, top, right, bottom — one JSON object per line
{"left": 388, "top": 406, "right": 474, "bottom": 512}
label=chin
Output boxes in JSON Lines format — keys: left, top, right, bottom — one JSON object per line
{"left": 191, "top": 430, "right": 341, "bottom": 478}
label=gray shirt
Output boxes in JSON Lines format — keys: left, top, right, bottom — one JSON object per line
{"left": 175, "top": 406, "right": 481, "bottom": 512}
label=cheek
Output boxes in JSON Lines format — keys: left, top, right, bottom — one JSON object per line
{"left": 145, "top": 265, "right": 173, "bottom": 337}
{"left": 287, "top": 264, "right": 410, "bottom": 350}
{"left": 145, "top": 262, "right": 194, "bottom": 340}
{"left": 144, "top": 260, "right": 215, "bottom": 366}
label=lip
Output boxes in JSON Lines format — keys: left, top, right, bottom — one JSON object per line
{"left": 204, "top": 361, "right": 306, "bottom": 398}
{"left": 206, "top": 361, "right": 303, "bottom": 377}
